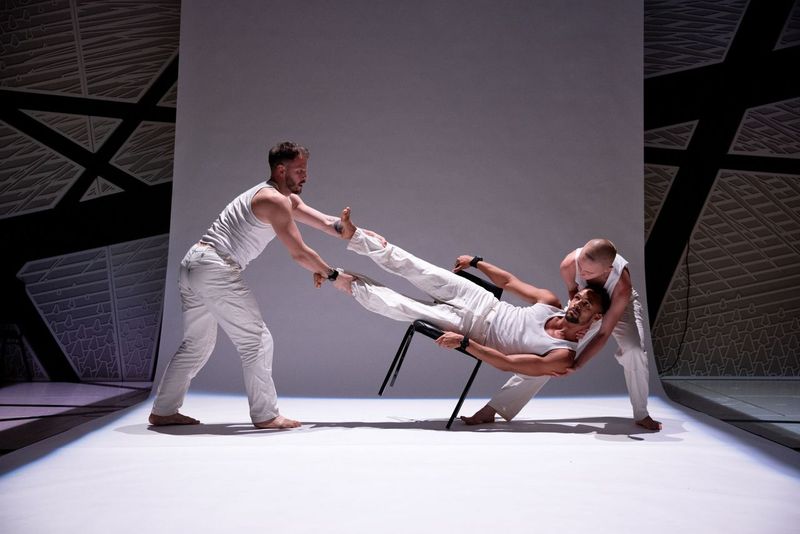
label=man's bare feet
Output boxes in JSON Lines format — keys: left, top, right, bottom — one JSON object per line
{"left": 460, "top": 404, "right": 497, "bottom": 425}
{"left": 253, "top": 415, "right": 301, "bottom": 429}
{"left": 635, "top": 415, "right": 662, "bottom": 431}
{"left": 148, "top": 412, "right": 200, "bottom": 426}
{"left": 340, "top": 207, "right": 357, "bottom": 240}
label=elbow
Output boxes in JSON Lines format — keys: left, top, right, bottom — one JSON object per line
{"left": 498, "top": 275, "right": 515, "bottom": 290}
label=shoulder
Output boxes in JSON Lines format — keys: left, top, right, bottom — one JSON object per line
{"left": 560, "top": 250, "right": 577, "bottom": 273}
{"left": 251, "top": 188, "right": 291, "bottom": 222}
{"left": 534, "top": 301, "right": 562, "bottom": 314}
{"left": 252, "top": 186, "right": 288, "bottom": 206}
{"left": 613, "top": 267, "right": 632, "bottom": 296}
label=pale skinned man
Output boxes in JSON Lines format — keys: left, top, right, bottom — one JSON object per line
{"left": 149, "top": 142, "right": 383, "bottom": 429}
{"left": 461, "top": 239, "right": 662, "bottom": 431}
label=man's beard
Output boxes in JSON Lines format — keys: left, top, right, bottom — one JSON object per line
{"left": 564, "top": 309, "right": 579, "bottom": 324}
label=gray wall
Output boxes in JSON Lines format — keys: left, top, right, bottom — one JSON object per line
{"left": 160, "top": 0, "right": 646, "bottom": 398}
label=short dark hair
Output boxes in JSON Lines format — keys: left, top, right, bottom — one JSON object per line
{"left": 268, "top": 141, "right": 309, "bottom": 171}
{"left": 584, "top": 283, "right": 611, "bottom": 314}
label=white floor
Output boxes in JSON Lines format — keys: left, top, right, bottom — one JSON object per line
{"left": 1, "top": 394, "right": 798, "bottom": 534}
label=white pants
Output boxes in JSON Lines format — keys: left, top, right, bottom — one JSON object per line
{"left": 151, "top": 244, "right": 279, "bottom": 423}
{"left": 489, "top": 291, "right": 651, "bottom": 421}
{"left": 347, "top": 230, "right": 499, "bottom": 343}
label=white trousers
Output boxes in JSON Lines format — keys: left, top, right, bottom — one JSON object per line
{"left": 488, "top": 291, "right": 651, "bottom": 421}
{"left": 347, "top": 230, "right": 499, "bottom": 343}
{"left": 151, "top": 244, "right": 279, "bottom": 423}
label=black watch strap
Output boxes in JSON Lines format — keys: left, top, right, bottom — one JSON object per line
{"left": 458, "top": 336, "right": 470, "bottom": 351}
{"left": 469, "top": 256, "right": 483, "bottom": 268}
{"left": 327, "top": 268, "right": 340, "bottom": 281}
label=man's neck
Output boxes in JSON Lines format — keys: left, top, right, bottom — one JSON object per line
{"left": 267, "top": 178, "right": 291, "bottom": 196}
{"left": 546, "top": 316, "right": 582, "bottom": 342}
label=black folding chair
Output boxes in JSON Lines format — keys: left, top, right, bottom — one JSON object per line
{"left": 378, "top": 270, "right": 503, "bottom": 429}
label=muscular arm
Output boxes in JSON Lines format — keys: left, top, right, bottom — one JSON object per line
{"left": 560, "top": 250, "right": 579, "bottom": 299}
{"left": 435, "top": 332, "right": 574, "bottom": 376}
{"left": 572, "top": 268, "right": 632, "bottom": 370}
{"left": 290, "top": 194, "right": 343, "bottom": 238}
{"left": 252, "top": 193, "right": 332, "bottom": 276}
{"left": 454, "top": 256, "right": 561, "bottom": 306}
{"left": 291, "top": 196, "right": 387, "bottom": 245}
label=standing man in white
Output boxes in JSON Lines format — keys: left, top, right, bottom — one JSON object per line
{"left": 149, "top": 142, "right": 366, "bottom": 429}
{"left": 460, "top": 239, "right": 662, "bottom": 431}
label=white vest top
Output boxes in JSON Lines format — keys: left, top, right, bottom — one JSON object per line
{"left": 484, "top": 302, "right": 577, "bottom": 356}
{"left": 574, "top": 247, "right": 628, "bottom": 295}
{"left": 200, "top": 183, "right": 277, "bottom": 269}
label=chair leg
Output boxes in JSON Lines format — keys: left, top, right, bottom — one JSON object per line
{"left": 390, "top": 327, "right": 415, "bottom": 387}
{"left": 446, "top": 360, "right": 482, "bottom": 429}
{"left": 379, "top": 324, "right": 415, "bottom": 395}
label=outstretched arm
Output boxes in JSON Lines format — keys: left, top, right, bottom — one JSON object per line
{"left": 435, "top": 332, "right": 574, "bottom": 376}
{"left": 454, "top": 256, "right": 561, "bottom": 306}
{"left": 290, "top": 194, "right": 345, "bottom": 238}
{"left": 571, "top": 269, "right": 632, "bottom": 370}
{"left": 560, "top": 250, "right": 579, "bottom": 299}
{"left": 291, "top": 196, "right": 386, "bottom": 244}
{"left": 253, "top": 194, "right": 333, "bottom": 277}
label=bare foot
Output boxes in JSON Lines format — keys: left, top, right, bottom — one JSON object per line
{"left": 340, "top": 207, "right": 357, "bottom": 240}
{"left": 635, "top": 415, "right": 662, "bottom": 431}
{"left": 460, "top": 405, "right": 497, "bottom": 425}
{"left": 148, "top": 412, "right": 200, "bottom": 426}
{"left": 253, "top": 415, "right": 301, "bottom": 429}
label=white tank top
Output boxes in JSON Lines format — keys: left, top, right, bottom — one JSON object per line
{"left": 574, "top": 247, "right": 628, "bottom": 295}
{"left": 484, "top": 302, "right": 577, "bottom": 356}
{"left": 200, "top": 183, "right": 277, "bottom": 269}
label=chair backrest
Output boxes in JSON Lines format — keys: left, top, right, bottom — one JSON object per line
{"left": 455, "top": 270, "right": 503, "bottom": 300}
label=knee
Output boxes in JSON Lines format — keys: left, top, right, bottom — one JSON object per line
{"left": 176, "top": 331, "right": 217, "bottom": 360}
{"left": 237, "top": 323, "right": 273, "bottom": 365}
{"left": 615, "top": 345, "right": 648, "bottom": 369}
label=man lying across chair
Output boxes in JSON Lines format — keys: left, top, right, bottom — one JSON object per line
{"left": 319, "top": 208, "right": 610, "bottom": 380}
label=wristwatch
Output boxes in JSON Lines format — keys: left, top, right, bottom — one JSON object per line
{"left": 458, "top": 336, "right": 470, "bottom": 351}
{"left": 327, "top": 268, "right": 340, "bottom": 281}
{"left": 469, "top": 256, "right": 483, "bottom": 268}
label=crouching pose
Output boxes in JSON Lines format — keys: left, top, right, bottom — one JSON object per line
{"left": 319, "top": 209, "right": 610, "bottom": 378}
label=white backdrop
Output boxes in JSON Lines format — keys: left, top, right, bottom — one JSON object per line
{"left": 160, "top": 0, "right": 646, "bottom": 399}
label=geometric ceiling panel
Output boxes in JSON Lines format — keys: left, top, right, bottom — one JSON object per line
{"left": 0, "top": 0, "right": 180, "bottom": 101}
{"left": 16, "top": 234, "right": 170, "bottom": 381}
{"left": 0, "top": 122, "right": 84, "bottom": 220}
{"left": 652, "top": 170, "right": 800, "bottom": 377}
{"left": 644, "top": 0, "right": 749, "bottom": 78}
{"left": 17, "top": 247, "right": 121, "bottom": 381}
{"left": 775, "top": 0, "right": 800, "bottom": 50}
{"left": 23, "top": 111, "right": 122, "bottom": 153}
{"left": 644, "top": 164, "right": 679, "bottom": 239}
{"left": 0, "top": 0, "right": 84, "bottom": 96}
{"left": 77, "top": 1, "right": 181, "bottom": 101}
{"left": 80, "top": 177, "right": 125, "bottom": 202}
{"left": 159, "top": 82, "right": 178, "bottom": 108}
{"left": 729, "top": 98, "right": 800, "bottom": 159}
{"left": 109, "top": 235, "right": 170, "bottom": 381}
{"left": 0, "top": 324, "right": 49, "bottom": 382}
{"left": 644, "top": 120, "right": 698, "bottom": 149}
{"left": 111, "top": 122, "right": 175, "bottom": 185}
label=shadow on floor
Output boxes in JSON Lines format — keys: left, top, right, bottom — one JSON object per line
{"left": 120, "top": 415, "right": 682, "bottom": 442}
